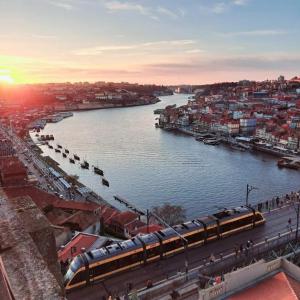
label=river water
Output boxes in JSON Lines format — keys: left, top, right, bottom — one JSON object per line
{"left": 32, "top": 94, "right": 300, "bottom": 218}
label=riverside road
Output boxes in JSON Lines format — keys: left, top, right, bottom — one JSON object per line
{"left": 68, "top": 203, "right": 298, "bottom": 300}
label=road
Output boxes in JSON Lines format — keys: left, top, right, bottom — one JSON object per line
{"left": 68, "top": 204, "right": 299, "bottom": 299}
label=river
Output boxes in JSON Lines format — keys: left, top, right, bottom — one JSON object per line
{"left": 32, "top": 94, "right": 300, "bottom": 218}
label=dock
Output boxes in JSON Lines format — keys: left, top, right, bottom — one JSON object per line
{"left": 113, "top": 195, "right": 145, "bottom": 216}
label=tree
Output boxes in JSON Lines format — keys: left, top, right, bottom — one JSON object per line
{"left": 151, "top": 203, "right": 186, "bottom": 226}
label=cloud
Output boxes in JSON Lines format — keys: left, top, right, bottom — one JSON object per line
{"left": 73, "top": 39, "right": 196, "bottom": 55}
{"left": 103, "top": 1, "right": 182, "bottom": 20}
{"left": 232, "top": 0, "right": 248, "bottom": 5}
{"left": 143, "top": 54, "right": 300, "bottom": 73}
{"left": 104, "top": 1, "right": 148, "bottom": 14}
{"left": 219, "top": 30, "right": 287, "bottom": 37}
{"left": 212, "top": 2, "right": 227, "bottom": 14}
{"left": 157, "top": 6, "right": 179, "bottom": 19}
{"left": 47, "top": 0, "right": 73, "bottom": 10}
{"left": 31, "top": 34, "right": 57, "bottom": 39}
{"left": 185, "top": 49, "right": 205, "bottom": 54}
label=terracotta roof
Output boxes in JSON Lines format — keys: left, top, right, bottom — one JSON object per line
{"left": 0, "top": 157, "right": 27, "bottom": 176}
{"left": 58, "top": 210, "right": 97, "bottom": 231}
{"left": 229, "top": 272, "right": 300, "bottom": 300}
{"left": 131, "top": 224, "right": 163, "bottom": 235}
{"left": 4, "top": 186, "right": 100, "bottom": 211}
{"left": 109, "top": 211, "right": 139, "bottom": 226}
{"left": 58, "top": 233, "right": 99, "bottom": 262}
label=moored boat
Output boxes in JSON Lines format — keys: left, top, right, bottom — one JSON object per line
{"left": 74, "top": 154, "right": 80, "bottom": 160}
{"left": 62, "top": 153, "right": 67, "bottom": 158}
{"left": 81, "top": 160, "right": 89, "bottom": 169}
{"left": 69, "top": 158, "right": 75, "bottom": 164}
{"left": 102, "top": 178, "right": 109, "bottom": 187}
{"left": 94, "top": 166, "right": 104, "bottom": 176}
{"left": 65, "top": 149, "right": 70, "bottom": 154}
{"left": 57, "top": 144, "right": 62, "bottom": 149}
{"left": 203, "top": 138, "right": 221, "bottom": 145}
{"left": 48, "top": 145, "right": 53, "bottom": 149}
{"left": 277, "top": 157, "right": 300, "bottom": 170}
{"left": 55, "top": 149, "right": 61, "bottom": 153}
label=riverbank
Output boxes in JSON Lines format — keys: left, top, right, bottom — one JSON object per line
{"left": 30, "top": 94, "right": 300, "bottom": 218}
{"left": 167, "top": 126, "right": 297, "bottom": 160}
{"left": 54, "top": 97, "right": 160, "bottom": 112}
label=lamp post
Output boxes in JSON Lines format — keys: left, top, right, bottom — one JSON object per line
{"left": 246, "top": 184, "right": 258, "bottom": 206}
{"left": 149, "top": 211, "right": 189, "bottom": 276}
{"left": 292, "top": 200, "right": 300, "bottom": 242}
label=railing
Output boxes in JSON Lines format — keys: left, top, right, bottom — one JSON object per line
{"left": 135, "top": 227, "right": 300, "bottom": 299}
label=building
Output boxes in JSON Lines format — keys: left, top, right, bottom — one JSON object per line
{"left": 0, "top": 188, "right": 64, "bottom": 299}
{"left": 137, "top": 257, "right": 300, "bottom": 300}
{"left": 0, "top": 156, "right": 27, "bottom": 186}
{"left": 58, "top": 232, "right": 110, "bottom": 263}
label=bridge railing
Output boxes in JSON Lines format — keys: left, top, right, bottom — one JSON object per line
{"left": 251, "top": 191, "right": 300, "bottom": 213}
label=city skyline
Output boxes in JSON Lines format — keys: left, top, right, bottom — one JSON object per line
{"left": 1, "top": 0, "right": 300, "bottom": 84}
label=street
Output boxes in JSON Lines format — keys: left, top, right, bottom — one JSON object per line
{"left": 68, "top": 204, "right": 298, "bottom": 299}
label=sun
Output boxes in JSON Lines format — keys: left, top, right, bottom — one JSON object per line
{"left": 0, "top": 74, "right": 15, "bottom": 84}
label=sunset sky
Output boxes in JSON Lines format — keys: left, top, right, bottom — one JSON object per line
{"left": 1, "top": 0, "right": 300, "bottom": 84}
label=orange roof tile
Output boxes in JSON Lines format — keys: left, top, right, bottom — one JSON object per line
{"left": 58, "top": 233, "right": 98, "bottom": 262}
{"left": 229, "top": 272, "right": 299, "bottom": 300}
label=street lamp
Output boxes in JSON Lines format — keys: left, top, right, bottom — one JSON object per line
{"left": 292, "top": 200, "right": 300, "bottom": 242}
{"left": 246, "top": 184, "right": 258, "bottom": 206}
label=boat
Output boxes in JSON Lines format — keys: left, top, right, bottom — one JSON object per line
{"left": 69, "top": 158, "right": 75, "bottom": 164}
{"left": 94, "top": 167, "right": 104, "bottom": 176}
{"left": 57, "top": 144, "right": 62, "bottom": 149}
{"left": 102, "top": 178, "right": 109, "bottom": 187}
{"left": 48, "top": 145, "right": 53, "bottom": 149}
{"left": 277, "top": 157, "right": 300, "bottom": 170}
{"left": 35, "top": 134, "right": 39, "bottom": 137}
{"left": 153, "top": 108, "right": 165, "bottom": 115}
{"left": 74, "top": 154, "right": 80, "bottom": 160}
{"left": 80, "top": 160, "right": 89, "bottom": 169}
{"left": 55, "top": 149, "right": 61, "bottom": 153}
{"left": 230, "top": 144, "right": 246, "bottom": 152}
{"left": 62, "top": 153, "right": 67, "bottom": 158}
{"left": 203, "top": 138, "right": 221, "bottom": 145}
{"left": 195, "top": 133, "right": 216, "bottom": 141}
{"left": 49, "top": 135, "right": 54, "bottom": 140}
{"left": 65, "top": 149, "right": 70, "bottom": 154}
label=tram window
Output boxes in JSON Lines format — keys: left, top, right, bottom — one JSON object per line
{"left": 164, "top": 239, "right": 182, "bottom": 252}
{"left": 220, "top": 216, "right": 254, "bottom": 233}
{"left": 70, "top": 270, "right": 86, "bottom": 285}
{"left": 255, "top": 214, "right": 263, "bottom": 221}
{"left": 186, "top": 231, "right": 205, "bottom": 244}
{"left": 146, "top": 246, "right": 161, "bottom": 258}
{"left": 206, "top": 226, "right": 217, "bottom": 237}
{"left": 220, "top": 222, "right": 236, "bottom": 233}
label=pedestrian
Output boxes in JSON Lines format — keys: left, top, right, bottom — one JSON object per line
{"left": 246, "top": 240, "right": 251, "bottom": 248}
{"left": 234, "top": 247, "right": 238, "bottom": 257}
{"left": 288, "top": 218, "right": 292, "bottom": 229}
{"left": 210, "top": 253, "right": 215, "bottom": 263}
{"left": 276, "top": 196, "right": 280, "bottom": 207}
{"left": 170, "top": 290, "right": 180, "bottom": 299}
{"left": 146, "top": 280, "right": 153, "bottom": 289}
{"left": 240, "top": 244, "right": 244, "bottom": 253}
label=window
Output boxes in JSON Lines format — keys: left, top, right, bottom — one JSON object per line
{"left": 70, "top": 270, "right": 86, "bottom": 285}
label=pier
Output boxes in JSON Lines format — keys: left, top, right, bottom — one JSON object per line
{"left": 113, "top": 195, "right": 146, "bottom": 216}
